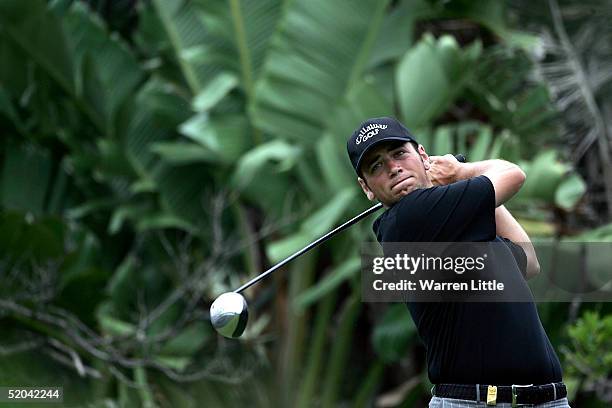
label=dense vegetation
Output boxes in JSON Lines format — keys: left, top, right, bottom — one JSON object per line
{"left": 1, "top": 0, "right": 611, "bottom": 406}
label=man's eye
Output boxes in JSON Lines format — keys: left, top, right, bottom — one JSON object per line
{"left": 394, "top": 150, "right": 405, "bottom": 157}
{"left": 370, "top": 162, "right": 381, "bottom": 172}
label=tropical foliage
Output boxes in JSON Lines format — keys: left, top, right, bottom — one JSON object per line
{"left": 0, "top": 0, "right": 611, "bottom": 407}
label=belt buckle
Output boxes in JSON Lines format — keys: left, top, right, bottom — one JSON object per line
{"left": 486, "top": 385, "right": 497, "bottom": 405}
{"left": 511, "top": 384, "right": 533, "bottom": 407}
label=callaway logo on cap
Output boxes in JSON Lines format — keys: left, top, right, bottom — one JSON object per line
{"left": 347, "top": 117, "right": 418, "bottom": 175}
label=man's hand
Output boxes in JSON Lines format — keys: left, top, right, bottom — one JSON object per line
{"left": 427, "top": 154, "right": 462, "bottom": 186}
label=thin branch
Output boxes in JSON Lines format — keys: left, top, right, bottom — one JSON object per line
{"left": 45, "top": 348, "right": 102, "bottom": 379}
{"left": 0, "top": 338, "right": 45, "bottom": 355}
{"left": 47, "top": 338, "right": 103, "bottom": 379}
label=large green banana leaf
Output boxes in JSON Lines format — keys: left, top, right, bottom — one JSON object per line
{"left": 252, "top": 0, "right": 391, "bottom": 143}
{"left": 396, "top": 34, "right": 481, "bottom": 128}
{"left": 0, "top": 0, "right": 74, "bottom": 96}
{"left": 1, "top": 142, "right": 53, "bottom": 215}
{"left": 151, "top": 0, "right": 281, "bottom": 100}
{"left": 0, "top": 0, "right": 144, "bottom": 135}
{"left": 62, "top": 2, "right": 144, "bottom": 134}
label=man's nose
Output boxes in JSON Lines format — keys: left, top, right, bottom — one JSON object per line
{"left": 387, "top": 159, "right": 402, "bottom": 176}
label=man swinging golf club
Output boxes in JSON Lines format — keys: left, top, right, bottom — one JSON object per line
{"left": 347, "top": 117, "right": 570, "bottom": 407}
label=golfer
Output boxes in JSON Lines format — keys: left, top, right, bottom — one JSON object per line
{"left": 347, "top": 117, "right": 570, "bottom": 407}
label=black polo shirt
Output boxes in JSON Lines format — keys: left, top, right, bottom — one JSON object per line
{"left": 372, "top": 175, "right": 563, "bottom": 385}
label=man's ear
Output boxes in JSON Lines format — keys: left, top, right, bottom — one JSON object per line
{"left": 417, "top": 144, "right": 430, "bottom": 170}
{"left": 358, "top": 177, "right": 376, "bottom": 201}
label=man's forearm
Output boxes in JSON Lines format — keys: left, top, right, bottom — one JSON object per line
{"left": 459, "top": 160, "right": 526, "bottom": 207}
{"left": 429, "top": 156, "right": 526, "bottom": 206}
{"left": 456, "top": 159, "right": 519, "bottom": 181}
{"left": 496, "top": 205, "right": 540, "bottom": 279}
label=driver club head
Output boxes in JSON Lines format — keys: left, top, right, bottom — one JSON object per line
{"left": 210, "top": 292, "right": 249, "bottom": 338}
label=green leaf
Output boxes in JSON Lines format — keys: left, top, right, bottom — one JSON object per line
{"left": 231, "top": 140, "right": 301, "bottom": 190}
{"left": 454, "top": 121, "right": 481, "bottom": 154}
{"left": 56, "top": 266, "right": 109, "bottom": 326}
{"left": 267, "top": 188, "right": 356, "bottom": 262}
{"left": 555, "top": 173, "right": 587, "bottom": 210}
{"left": 136, "top": 212, "right": 197, "bottom": 234}
{"left": 432, "top": 126, "right": 453, "bottom": 156}
{"left": 367, "top": 0, "right": 435, "bottom": 68}
{"left": 159, "top": 322, "right": 210, "bottom": 356}
{"left": 108, "top": 254, "right": 136, "bottom": 296}
{"left": 0, "top": 31, "right": 30, "bottom": 98}
{"left": 65, "top": 198, "right": 119, "bottom": 219}
{"left": 488, "top": 129, "right": 518, "bottom": 160}
{"left": 468, "top": 125, "right": 493, "bottom": 162}
{"left": 154, "top": 163, "right": 213, "bottom": 225}
{"left": 133, "top": 0, "right": 171, "bottom": 57}
{"left": 396, "top": 34, "right": 481, "bottom": 128}
{"left": 221, "top": 0, "right": 283, "bottom": 87}
{"left": 96, "top": 138, "right": 138, "bottom": 179}
{"left": 106, "top": 254, "right": 141, "bottom": 315}
{"left": 122, "top": 78, "right": 180, "bottom": 178}
{"left": 568, "top": 223, "right": 612, "bottom": 241}
{"left": 147, "top": 303, "right": 181, "bottom": 337}
{"left": 321, "top": 293, "right": 361, "bottom": 406}
{"left": 516, "top": 150, "right": 569, "bottom": 203}
{"left": 153, "top": 356, "right": 191, "bottom": 372}
{"left": 252, "top": 0, "right": 391, "bottom": 143}
{"left": 45, "top": 163, "right": 69, "bottom": 215}
{"left": 63, "top": 2, "right": 143, "bottom": 131}
{"left": 0, "top": 211, "right": 65, "bottom": 262}
{"left": 140, "top": 79, "right": 192, "bottom": 129}
{"left": 60, "top": 230, "right": 101, "bottom": 288}
{"left": 154, "top": 163, "right": 212, "bottom": 229}
{"left": 192, "top": 72, "right": 239, "bottom": 111}
{"left": 0, "top": 0, "right": 75, "bottom": 95}
{"left": 1, "top": 142, "right": 52, "bottom": 215}
{"left": 316, "top": 134, "right": 355, "bottom": 195}
{"left": 179, "top": 113, "right": 249, "bottom": 163}
{"left": 301, "top": 189, "right": 356, "bottom": 236}
{"left": 294, "top": 256, "right": 360, "bottom": 310}
{"left": 150, "top": 141, "right": 222, "bottom": 165}
{"left": 108, "top": 203, "right": 151, "bottom": 234}
{"left": 318, "top": 79, "right": 393, "bottom": 192}
{"left": 151, "top": 0, "right": 212, "bottom": 92}
{"left": 0, "top": 88, "right": 21, "bottom": 127}
{"left": 96, "top": 302, "right": 136, "bottom": 337}
{"left": 372, "top": 304, "right": 417, "bottom": 363}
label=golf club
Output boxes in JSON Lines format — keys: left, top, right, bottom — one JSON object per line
{"left": 210, "top": 154, "right": 466, "bottom": 338}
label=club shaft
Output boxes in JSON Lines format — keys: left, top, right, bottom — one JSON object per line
{"left": 234, "top": 202, "right": 382, "bottom": 293}
{"left": 233, "top": 154, "right": 466, "bottom": 294}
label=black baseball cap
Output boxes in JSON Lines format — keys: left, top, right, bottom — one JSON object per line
{"left": 347, "top": 117, "right": 418, "bottom": 175}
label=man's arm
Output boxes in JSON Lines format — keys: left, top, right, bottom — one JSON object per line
{"left": 428, "top": 155, "right": 538, "bottom": 278}
{"left": 428, "top": 156, "right": 526, "bottom": 207}
{"left": 458, "top": 160, "right": 526, "bottom": 207}
{"left": 495, "top": 205, "right": 540, "bottom": 279}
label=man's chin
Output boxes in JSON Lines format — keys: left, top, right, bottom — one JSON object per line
{"left": 394, "top": 186, "right": 415, "bottom": 198}
{"left": 381, "top": 188, "right": 413, "bottom": 206}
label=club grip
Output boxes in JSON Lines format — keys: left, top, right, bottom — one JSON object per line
{"left": 454, "top": 154, "right": 466, "bottom": 163}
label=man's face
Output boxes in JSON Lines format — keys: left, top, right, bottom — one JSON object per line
{"left": 358, "top": 141, "right": 432, "bottom": 207}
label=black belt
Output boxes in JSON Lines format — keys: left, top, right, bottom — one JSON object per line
{"left": 433, "top": 383, "right": 566, "bottom": 406}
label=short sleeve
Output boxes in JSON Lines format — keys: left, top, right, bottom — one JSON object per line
{"left": 392, "top": 175, "right": 496, "bottom": 242}
{"left": 499, "top": 237, "right": 528, "bottom": 278}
